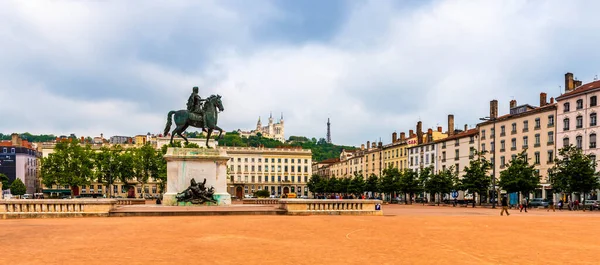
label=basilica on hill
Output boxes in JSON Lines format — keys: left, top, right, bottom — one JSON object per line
{"left": 237, "top": 112, "right": 285, "bottom": 142}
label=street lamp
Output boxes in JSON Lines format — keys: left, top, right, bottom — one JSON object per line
{"left": 480, "top": 116, "right": 497, "bottom": 209}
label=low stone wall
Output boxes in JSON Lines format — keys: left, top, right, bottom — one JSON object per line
{"left": 0, "top": 199, "right": 118, "bottom": 219}
{"left": 278, "top": 199, "right": 383, "bottom": 215}
{"left": 116, "top": 199, "right": 146, "bottom": 205}
{"left": 243, "top": 198, "right": 280, "bottom": 205}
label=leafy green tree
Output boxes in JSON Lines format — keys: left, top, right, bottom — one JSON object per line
{"left": 117, "top": 150, "right": 136, "bottom": 197}
{"left": 348, "top": 172, "right": 366, "bottom": 197}
{"left": 41, "top": 141, "right": 94, "bottom": 197}
{"left": 307, "top": 174, "right": 325, "bottom": 198}
{"left": 461, "top": 150, "right": 492, "bottom": 206}
{"left": 379, "top": 167, "right": 401, "bottom": 202}
{"left": 10, "top": 178, "right": 26, "bottom": 196}
{"left": 93, "top": 146, "right": 123, "bottom": 197}
{"left": 254, "top": 189, "right": 270, "bottom": 198}
{"left": 549, "top": 145, "right": 600, "bottom": 208}
{"left": 325, "top": 177, "right": 339, "bottom": 194}
{"left": 154, "top": 150, "right": 167, "bottom": 193}
{"left": 365, "top": 174, "right": 379, "bottom": 197}
{"left": 0, "top": 173, "right": 9, "bottom": 190}
{"left": 425, "top": 167, "right": 456, "bottom": 205}
{"left": 183, "top": 142, "right": 200, "bottom": 148}
{"left": 417, "top": 166, "right": 435, "bottom": 204}
{"left": 499, "top": 150, "right": 539, "bottom": 201}
{"left": 134, "top": 144, "right": 159, "bottom": 198}
{"left": 398, "top": 169, "right": 422, "bottom": 204}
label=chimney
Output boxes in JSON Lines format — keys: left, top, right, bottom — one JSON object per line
{"left": 550, "top": 97, "right": 554, "bottom": 104}
{"left": 574, "top": 79, "right": 583, "bottom": 87}
{"left": 392, "top": 132, "right": 398, "bottom": 143}
{"left": 540, "top": 92, "right": 547, "bottom": 107}
{"left": 510, "top": 100, "right": 517, "bottom": 109}
{"left": 378, "top": 142, "right": 383, "bottom": 148}
{"left": 464, "top": 124, "right": 468, "bottom": 131}
{"left": 128, "top": 138, "right": 133, "bottom": 144}
{"left": 80, "top": 136, "right": 85, "bottom": 143}
{"left": 427, "top": 129, "right": 433, "bottom": 143}
{"left": 361, "top": 144, "right": 365, "bottom": 150}
{"left": 372, "top": 142, "right": 376, "bottom": 149}
{"left": 565, "top": 72, "right": 574, "bottom": 92}
{"left": 448, "top": 115, "right": 455, "bottom": 136}
{"left": 400, "top": 132, "right": 406, "bottom": 141}
{"left": 11, "top": 133, "right": 19, "bottom": 146}
{"left": 437, "top": 126, "right": 443, "bottom": 132}
{"left": 367, "top": 141, "right": 371, "bottom": 150}
{"left": 409, "top": 130, "right": 414, "bottom": 138}
{"left": 417, "top": 121, "right": 423, "bottom": 144}
{"left": 490, "top": 100, "right": 498, "bottom": 119}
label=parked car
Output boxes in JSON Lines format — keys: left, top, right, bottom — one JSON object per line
{"left": 582, "top": 200, "right": 600, "bottom": 210}
{"left": 528, "top": 198, "right": 550, "bottom": 208}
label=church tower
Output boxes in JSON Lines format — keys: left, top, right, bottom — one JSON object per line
{"left": 256, "top": 116, "right": 262, "bottom": 131}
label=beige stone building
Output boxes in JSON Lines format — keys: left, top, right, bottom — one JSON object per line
{"left": 224, "top": 146, "right": 312, "bottom": 198}
{"left": 478, "top": 94, "right": 557, "bottom": 199}
{"left": 436, "top": 126, "right": 478, "bottom": 177}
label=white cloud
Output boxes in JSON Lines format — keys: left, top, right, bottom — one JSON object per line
{"left": 2, "top": 0, "right": 600, "bottom": 147}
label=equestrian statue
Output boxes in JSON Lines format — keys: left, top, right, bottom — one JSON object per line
{"left": 163, "top": 86, "right": 225, "bottom": 147}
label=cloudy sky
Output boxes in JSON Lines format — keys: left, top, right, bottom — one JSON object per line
{"left": 1, "top": 0, "right": 600, "bottom": 146}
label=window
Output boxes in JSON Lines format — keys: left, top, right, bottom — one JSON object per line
{"left": 244, "top": 158, "right": 248, "bottom": 162}
{"left": 576, "top": 135, "right": 583, "bottom": 149}
{"left": 591, "top": 133, "right": 597, "bottom": 148}
{"left": 237, "top": 158, "right": 241, "bottom": 162}
{"left": 592, "top": 96, "right": 597, "bottom": 107}
{"left": 511, "top": 154, "right": 517, "bottom": 161}
{"left": 511, "top": 138, "right": 516, "bottom": 150}
{"left": 271, "top": 158, "right": 275, "bottom": 163}
{"left": 511, "top": 123, "right": 517, "bottom": 133}
{"left": 244, "top": 165, "right": 248, "bottom": 172}
{"left": 577, "top": 99, "right": 583, "bottom": 110}
{"left": 534, "top": 152, "right": 540, "bottom": 165}
{"left": 547, "top": 150, "right": 554, "bottom": 163}
{"left": 481, "top": 143, "right": 486, "bottom": 152}
{"left": 591, "top": 155, "right": 597, "bottom": 162}
{"left": 491, "top": 141, "right": 495, "bottom": 151}
{"left": 548, "top": 115, "right": 555, "bottom": 127}
{"left": 591, "top": 113, "right": 597, "bottom": 126}
{"left": 535, "top": 134, "right": 540, "bottom": 146}
{"left": 455, "top": 139, "right": 460, "bottom": 146}
{"left": 258, "top": 158, "right": 262, "bottom": 163}
{"left": 278, "top": 158, "right": 281, "bottom": 163}
{"left": 563, "top": 137, "right": 570, "bottom": 147}
{"left": 304, "top": 166, "right": 308, "bottom": 172}
{"left": 500, "top": 140, "right": 505, "bottom": 151}
{"left": 455, "top": 149, "right": 459, "bottom": 160}
{"left": 284, "top": 159, "right": 288, "bottom": 163}
{"left": 251, "top": 165, "right": 255, "bottom": 172}
{"left": 10, "top": 148, "right": 15, "bottom": 153}
{"left": 576, "top": 116, "right": 583, "bottom": 129}
{"left": 482, "top": 130, "right": 486, "bottom": 139}
{"left": 535, "top": 118, "right": 541, "bottom": 129}
{"left": 500, "top": 125, "right": 506, "bottom": 136}
{"left": 442, "top": 151, "right": 446, "bottom": 161}
{"left": 500, "top": 156, "right": 505, "bottom": 167}
{"left": 469, "top": 147, "right": 475, "bottom": 158}
{"left": 564, "top": 102, "right": 570, "bottom": 112}
{"left": 548, "top": 131, "right": 554, "bottom": 144}
{"left": 523, "top": 136, "right": 528, "bottom": 148}
{"left": 523, "top": 120, "right": 529, "bottom": 131}
{"left": 564, "top": 118, "right": 570, "bottom": 131}
{"left": 2, "top": 148, "right": 5, "bottom": 153}
{"left": 491, "top": 128, "right": 495, "bottom": 137}
{"left": 442, "top": 142, "right": 446, "bottom": 149}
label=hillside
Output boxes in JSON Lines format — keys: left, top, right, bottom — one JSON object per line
{"left": 214, "top": 131, "right": 355, "bottom": 162}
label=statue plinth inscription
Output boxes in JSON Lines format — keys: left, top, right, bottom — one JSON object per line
{"left": 162, "top": 147, "right": 231, "bottom": 206}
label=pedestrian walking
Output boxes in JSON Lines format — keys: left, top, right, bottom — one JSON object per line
{"left": 500, "top": 195, "right": 510, "bottom": 216}
{"left": 520, "top": 197, "right": 528, "bottom": 212}
{"left": 548, "top": 199, "right": 555, "bottom": 212}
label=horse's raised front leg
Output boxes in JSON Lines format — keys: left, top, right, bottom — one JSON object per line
{"left": 214, "top": 125, "right": 224, "bottom": 139}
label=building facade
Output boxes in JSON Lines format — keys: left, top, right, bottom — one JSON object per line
{"left": 0, "top": 134, "right": 41, "bottom": 194}
{"left": 556, "top": 73, "right": 600, "bottom": 200}
{"left": 237, "top": 113, "right": 285, "bottom": 142}
{"left": 478, "top": 94, "right": 557, "bottom": 199}
{"left": 436, "top": 127, "right": 478, "bottom": 177}
{"left": 224, "top": 146, "right": 312, "bottom": 198}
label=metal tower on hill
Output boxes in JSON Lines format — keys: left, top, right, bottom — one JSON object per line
{"left": 326, "top": 118, "right": 332, "bottom": 144}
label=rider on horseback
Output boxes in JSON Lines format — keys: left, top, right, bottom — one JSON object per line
{"left": 187, "top": 87, "right": 206, "bottom": 123}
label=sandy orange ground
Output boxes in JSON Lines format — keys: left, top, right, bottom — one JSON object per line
{"left": 1, "top": 205, "right": 600, "bottom": 265}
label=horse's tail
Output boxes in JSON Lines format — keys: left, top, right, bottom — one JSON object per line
{"left": 163, "top": 111, "right": 175, "bottom": 136}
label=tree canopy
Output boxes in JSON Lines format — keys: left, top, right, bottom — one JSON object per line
{"left": 461, "top": 150, "right": 492, "bottom": 205}
{"left": 499, "top": 150, "right": 539, "bottom": 196}
{"left": 10, "top": 178, "right": 27, "bottom": 196}
{"left": 549, "top": 145, "right": 600, "bottom": 197}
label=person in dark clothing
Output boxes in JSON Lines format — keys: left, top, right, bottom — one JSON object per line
{"left": 500, "top": 195, "right": 510, "bottom": 216}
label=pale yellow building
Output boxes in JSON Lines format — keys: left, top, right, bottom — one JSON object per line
{"left": 478, "top": 95, "right": 557, "bottom": 199}
{"left": 383, "top": 121, "right": 448, "bottom": 171}
{"left": 224, "top": 146, "right": 312, "bottom": 198}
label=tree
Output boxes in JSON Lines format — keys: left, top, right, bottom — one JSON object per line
{"left": 10, "top": 178, "right": 26, "bottom": 196}
{"left": 417, "top": 166, "right": 435, "bottom": 204}
{"left": 398, "top": 169, "right": 422, "bottom": 204}
{"left": 117, "top": 149, "right": 136, "bottom": 197}
{"left": 365, "top": 174, "right": 379, "bottom": 197}
{"left": 380, "top": 167, "right": 401, "bottom": 202}
{"left": 41, "top": 141, "right": 94, "bottom": 197}
{"left": 134, "top": 144, "right": 159, "bottom": 199}
{"left": 307, "top": 174, "right": 325, "bottom": 198}
{"left": 254, "top": 189, "right": 270, "bottom": 198}
{"left": 499, "top": 150, "right": 539, "bottom": 201}
{"left": 0, "top": 173, "right": 9, "bottom": 190}
{"left": 425, "top": 167, "right": 456, "bottom": 205}
{"left": 461, "top": 150, "right": 492, "bottom": 206}
{"left": 348, "top": 172, "right": 366, "bottom": 197}
{"left": 549, "top": 145, "right": 600, "bottom": 209}
{"left": 93, "top": 146, "right": 122, "bottom": 197}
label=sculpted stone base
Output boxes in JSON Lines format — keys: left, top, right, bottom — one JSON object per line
{"left": 163, "top": 147, "right": 231, "bottom": 206}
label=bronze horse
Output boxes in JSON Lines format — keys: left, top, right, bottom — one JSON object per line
{"left": 163, "top": 95, "right": 224, "bottom": 147}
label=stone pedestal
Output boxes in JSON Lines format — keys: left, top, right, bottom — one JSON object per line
{"left": 163, "top": 147, "right": 231, "bottom": 206}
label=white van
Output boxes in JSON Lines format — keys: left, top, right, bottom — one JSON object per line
{"left": 22, "top": 194, "right": 32, "bottom": 199}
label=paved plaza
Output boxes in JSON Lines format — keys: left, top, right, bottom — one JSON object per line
{"left": 1, "top": 204, "right": 599, "bottom": 265}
